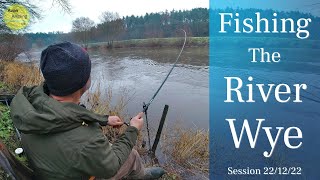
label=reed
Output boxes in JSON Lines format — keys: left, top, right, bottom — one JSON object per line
{"left": 0, "top": 61, "right": 43, "bottom": 92}
{"left": 161, "top": 123, "right": 209, "bottom": 174}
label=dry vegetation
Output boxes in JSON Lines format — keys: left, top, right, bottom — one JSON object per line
{"left": 83, "top": 84, "right": 134, "bottom": 143}
{"left": 0, "top": 61, "right": 43, "bottom": 92}
{"left": 161, "top": 123, "right": 209, "bottom": 178}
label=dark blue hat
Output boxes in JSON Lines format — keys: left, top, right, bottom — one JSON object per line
{"left": 40, "top": 42, "right": 91, "bottom": 96}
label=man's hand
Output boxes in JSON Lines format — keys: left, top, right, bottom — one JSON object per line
{"left": 130, "top": 112, "right": 144, "bottom": 131}
{"left": 107, "top": 116, "right": 124, "bottom": 127}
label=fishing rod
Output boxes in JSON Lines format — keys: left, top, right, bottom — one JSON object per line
{"left": 123, "top": 29, "right": 187, "bottom": 150}
{"left": 137, "top": 29, "right": 187, "bottom": 150}
{"left": 143, "top": 29, "right": 187, "bottom": 113}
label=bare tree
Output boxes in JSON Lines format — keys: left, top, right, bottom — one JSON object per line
{"left": 72, "top": 17, "right": 95, "bottom": 48}
{"left": 99, "top": 11, "right": 120, "bottom": 23}
{"left": 51, "top": 0, "right": 72, "bottom": 13}
{"left": 0, "top": 34, "right": 27, "bottom": 61}
{"left": 98, "top": 11, "right": 124, "bottom": 48}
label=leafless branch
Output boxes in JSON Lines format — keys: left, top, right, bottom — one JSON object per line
{"left": 52, "top": 0, "right": 72, "bottom": 14}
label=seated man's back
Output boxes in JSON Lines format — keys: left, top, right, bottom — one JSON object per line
{"left": 10, "top": 42, "right": 142, "bottom": 180}
{"left": 11, "top": 84, "right": 138, "bottom": 179}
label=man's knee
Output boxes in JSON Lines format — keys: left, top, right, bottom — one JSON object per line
{"left": 128, "top": 148, "right": 142, "bottom": 162}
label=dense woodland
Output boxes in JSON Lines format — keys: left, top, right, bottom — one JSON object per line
{"left": 24, "top": 8, "right": 209, "bottom": 47}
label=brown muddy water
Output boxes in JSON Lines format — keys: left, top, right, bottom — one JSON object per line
{"left": 19, "top": 46, "right": 209, "bottom": 129}
{"left": 89, "top": 47, "right": 209, "bottom": 129}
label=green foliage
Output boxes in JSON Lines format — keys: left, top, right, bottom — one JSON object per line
{"left": 0, "top": 105, "right": 16, "bottom": 150}
{"left": 0, "top": 105, "right": 23, "bottom": 159}
{"left": 0, "top": 104, "right": 29, "bottom": 178}
{"left": 122, "top": 8, "right": 209, "bottom": 39}
{"left": 0, "top": 108, "right": 14, "bottom": 141}
{"left": 0, "top": 81, "right": 14, "bottom": 94}
{"left": 0, "top": 82, "right": 5, "bottom": 89}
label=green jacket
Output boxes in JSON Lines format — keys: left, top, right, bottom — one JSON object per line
{"left": 10, "top": 84, "right": 138, "bottom": 180}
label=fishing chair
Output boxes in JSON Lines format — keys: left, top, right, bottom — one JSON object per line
{"left": 0, "top": 140, "right": 33, "bottom": 180}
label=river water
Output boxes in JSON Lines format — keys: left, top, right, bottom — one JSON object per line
{"left": 90, "top": 47, "right": 209, "bottom": 129}
{"left": 20, "top": 47, "right": 209, "bottom": 129}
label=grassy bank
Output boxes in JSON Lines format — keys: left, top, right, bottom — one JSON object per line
{"left": 88, "top": 37, "right": 209, "bottom": 49}
{"left": 0, "top": 61, "right": 209, "bottom": 179}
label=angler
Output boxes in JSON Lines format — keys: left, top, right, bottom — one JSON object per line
{"left": 10, "top": 42, "right": 165, "bottom": 179}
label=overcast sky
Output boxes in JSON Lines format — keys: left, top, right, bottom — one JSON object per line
{"left": 30, "top": 0, "right": 209, "bottom": 33}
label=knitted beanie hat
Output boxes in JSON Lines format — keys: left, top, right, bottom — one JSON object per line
{"left": 40, "top": 42, "right": 91, "bottom": 96}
